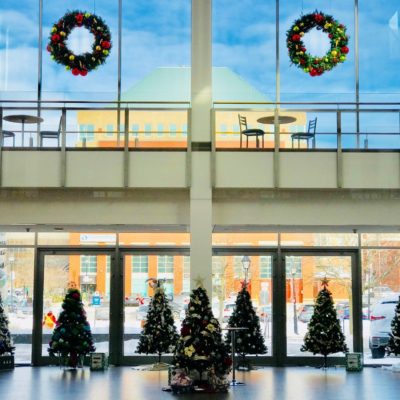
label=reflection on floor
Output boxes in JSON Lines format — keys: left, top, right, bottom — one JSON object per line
{"left": 0, "top": 366, "right": 399, "bottom": 400}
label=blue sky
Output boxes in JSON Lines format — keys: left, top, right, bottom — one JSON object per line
{"left": 0, "top": 0, "right": 398, "bottom": 146}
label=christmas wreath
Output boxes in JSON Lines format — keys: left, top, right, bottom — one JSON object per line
{"left": 287, "top": 11, "right": 349, "bottom": 77}
{"left": 47, "top": 10, "right": 112, "bottom": 76}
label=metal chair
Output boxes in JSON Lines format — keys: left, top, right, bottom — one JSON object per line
{"left": 291, "top": 117, "right": 317, "bottom": 148}
{"left": 238, "top": 114, "right": 265, "bottom": 148}
{"left": 39, "top": 116, "right": 62, "bottom": 147}
{"left": 1, "top": 130, "right": 16, "bottom": 146}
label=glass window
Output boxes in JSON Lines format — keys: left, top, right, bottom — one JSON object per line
{"left": 0, "top": 1, "right": 38, "bottom": 100}
{"left": 81, "top": 255, "right": 97, "bottom": 274}
{"left": 183, "top": 256, "right": 190, "bottom": 293}
{"left": 42, "top": 0, "right": 118, "bottom": 101}
{"left": 131, "top": 123, "right": 139, "bottom": 138}
{"left": 144, "top": 123, "right": 152, "bottom": 137}
{"left": 157, "top": 123, "right": 164, "bottom": 137}
{"left": 260, "top": 256, "right": 272, "bottom": 278}
{"left": 169, "top": 123, "right": 177, "bottom": 137}
{"left": 361, "top": 233, "right": 400, "bottom": 247}
{"left": 157, "top": 255, "right": 174, "bottom": 274}
{"left": 285, "top": 256, "right": 302, "bottom": 278}
{"left": 233, "top": 256, "right": 244, "bottom": 279}
{"left": 131, "top": 256, "right": 148, "bottom": 273}
{"left": 105, "top": 124, "right": 114, "bottom": 137}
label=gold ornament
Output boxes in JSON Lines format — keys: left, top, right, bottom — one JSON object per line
{"left": 69, "top": 55, "right": 75, "bottom": 61}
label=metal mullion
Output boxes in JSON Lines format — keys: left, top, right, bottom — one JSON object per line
{"left": 123, "top": 107, "right": 129, "bottom": 187}
{"left": 109, "top": 244, "right": 123, "bottom": 365}
{"left": 352, "top": 250, "right": 363, "bottom": 354}
{"left": 32, "top": 249, "right": 45, "bottom": 366}
{"left": 273, "top": 244, "right": 285, "bottom": 366}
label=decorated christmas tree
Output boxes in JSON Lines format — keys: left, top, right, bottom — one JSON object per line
{"left": 301, "top": 278, "right": 348, "bottom": 367}
{"left": 0, "top": 294, "right": 15, "bottom": 356}
{"left": 225, "top": 284, "right": 267, "bottom": 369}
{"left": 136, "top": 278, "right": 179, "bottom": 365}
{"left": 386, "top": 296, "right": 400, "bottom": 356}
{"left": 48, "top": 288, "right": 95, "bottom": 368}
{"left": 172, "top": 285, "right": 232, "bottom": 393}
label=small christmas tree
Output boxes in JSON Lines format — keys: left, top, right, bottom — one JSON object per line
{"left": 301, "top": 278, "right": 348, "bottom": 368}
{"left": 48, "top": 288, "right": 95, "bottom": 368}
{"left": 225, "top": 283, "right": 267, "bottom": 369}
{"left": 136, "top": 278, "right": 179, "bottom": 366}
{"left": 386, "top": 296, "right": 400, "bottom": 356}
{"left": 172, "top": 285, "right": 232, "bottom": 393}
{"left": 0, "top": 294, "right": 15, "bottom": 356}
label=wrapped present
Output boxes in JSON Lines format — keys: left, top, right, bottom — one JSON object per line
{"left": 170, "top": 368, "right": 194, "bottom": 393}
{"left": 90, "top": 352, "right": 108, "bottom": 371}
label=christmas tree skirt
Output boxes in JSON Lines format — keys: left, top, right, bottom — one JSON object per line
{"left": 131, "top": 362, "right": 171, "bottom": 371}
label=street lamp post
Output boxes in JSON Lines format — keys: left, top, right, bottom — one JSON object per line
{"left": 291, "top": 266, "right": 298, "bottom": 335}
{"left": 241, "top": 255, "right": 251, "bottom": 285}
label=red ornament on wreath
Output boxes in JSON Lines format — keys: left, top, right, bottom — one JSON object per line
{"left": 48, "top": 10, "right": 112, "bottom": 76}
{"left": 287, "top": 10, "right": 349, "bottom": 77}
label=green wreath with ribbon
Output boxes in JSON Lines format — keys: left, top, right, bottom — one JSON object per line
{"left": 47, "top": 10, "right": 112, "bottom": 76}
{"left": 287, "top": 11, "right": 349, "bottom": 77}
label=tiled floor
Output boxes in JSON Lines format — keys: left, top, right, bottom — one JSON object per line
{"left": 0, "top": 366, "right": 399, "bottom": 400}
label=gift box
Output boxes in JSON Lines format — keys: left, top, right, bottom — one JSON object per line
{"left": 90, "top": 352, "right": 108, "bottom": 371}
{"left": 0, "top": 355, "right": 14, "bottom": 371}
{"left": 346, "top": 352, "right": 363, "bottom": 372}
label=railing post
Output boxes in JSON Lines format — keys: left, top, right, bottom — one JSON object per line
{"left": 123, "top": 107, "right": 129, "bottom": 188}
{"left": 336, "top": 110, "right": 343, "bottom": 188}
{"left": 60, "top": 108, "right": 67, "bottom": 187}
{"left": 187, "top": 108, "right": 192, "bottom": 188}
{"left": 273, "top": 107, "right": 280, "bottom": 188}
{"left": 210, "top": 108, "right": 215, "bottom": 188}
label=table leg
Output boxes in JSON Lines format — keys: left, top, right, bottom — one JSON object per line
{"left": 230, "top": 330, "right": 245, "bottom": 386}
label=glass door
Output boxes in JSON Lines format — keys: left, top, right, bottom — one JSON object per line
{"left": 121, "top": 250, "right": 189, "bottom": 361}
{"left": 212, "top": 252, "right": 275, "bottom": 362}
{"left": 35, "top": 250, "right": 113, "bottom": 364}
{"left": 282, "top": 252, "right": 357, "bottom": 364}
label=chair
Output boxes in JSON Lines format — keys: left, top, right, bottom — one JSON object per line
{"left": 1, "top": 130, "right": 16, "bottom": 146}
{"left": 238, "top": 114, "right": 265, "bottom": 148}
{"left": 291, "top": 117, "right": 317, "bottom": 148}
{"left": 39, "top": 116, "right": 62, "bottom": 147}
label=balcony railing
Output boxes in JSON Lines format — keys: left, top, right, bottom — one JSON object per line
{"left": 213, "top": 102, "right": 400, "bottom": 151}
{"left": 0, "top": 101, "right": 190, "bottom": 150}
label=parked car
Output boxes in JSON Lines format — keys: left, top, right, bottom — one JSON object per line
{"left": 297, "top": 304, "right": 314, "bottom": 323}
{"left": 336, "top": 302, "right": 369, "bottom": 320}
{"left": 369, "top": 294, "right": 399, "bottom": 359}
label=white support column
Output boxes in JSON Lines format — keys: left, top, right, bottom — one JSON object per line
{"left": 190, "top": 0, "right": 213, "bottom": 294}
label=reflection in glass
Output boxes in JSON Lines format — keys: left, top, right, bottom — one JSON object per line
{"left": 212, "top": 255, "right": 273, "bottom": 355}
{"left": 362, "top": 249, "right": 400, "bottom": 363}
{"left": 42, "top": 254, "right": 110, "bottom": 356}
{"left": 286, "top": 255, "right": 353, "bottom": 357}
{"left": 0, "top": 247, "right": 34, "bottom": 363}
{"left": 123, "top": 254, "right": 188, "bottom": 356}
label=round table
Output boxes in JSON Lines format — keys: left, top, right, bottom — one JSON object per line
{"left": 223, "top": 326, "right": 248, "bottom": 386}
{"left": 257, "top": 115, "right": 297, "bottom": 125}
{"left": 3, "top": 114, "right": 44, "bottom": 147}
